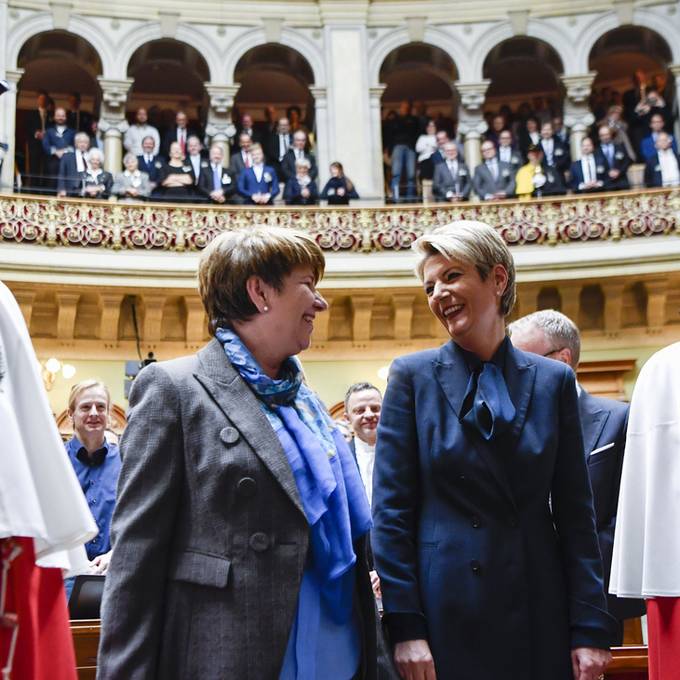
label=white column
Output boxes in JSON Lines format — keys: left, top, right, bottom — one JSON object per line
{"left": 369, "top": 85, "right": 386, "bottom": 202}
{"left": 310, "top": 86, "right": 330, "bottom": 187}
{"left": 455, "top": 80, "right": 490, "bottom": 175}
{"left": 670, "top": 64, "right": 680, "bottom": 145}
{"left": 561, "top": 73, "right": 596, "bottom": 161}
{"left": 323, "top": 20, "right": 381, "bottom": 200}
{"left": 0, "top": 68, "right": 23, "bottom": 192}
{"left": 205, "top": 84, "right": 239, "bottom": 167}
{"left": 97, "top": 78, "right": 133, "bottom": 174}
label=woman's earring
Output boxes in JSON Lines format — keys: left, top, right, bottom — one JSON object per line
{"left": 263, "top": 305, "right": 269, "bottom": 312}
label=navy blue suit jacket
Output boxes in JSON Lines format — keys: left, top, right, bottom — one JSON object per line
{"left": 372, "top": 340, "right": 615, "bottom": 680}
{"left": 57, "top": 152, "right": 85, "bottom": 195}
{"left": 570, "top": 158, "right": 608, "bottom": 193}
{"left": 237, "top": 166, "right": 279, "bottom": 204}
{"left": 42, "top": 126, "right": 76, "bottom": 155}
{"left": 645, "top": 151, "right": 680, "bottom": 187}
{"left": 641, "top": 133, "right": 677, "bottom": 162}
{"left": 137, "top": 155, "right": 162, "bottom": 184}
{"left": 578, "top": 390, "right": 645, "bottom": 628}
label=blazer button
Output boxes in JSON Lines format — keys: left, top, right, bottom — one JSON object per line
{"left": 470, "top": 560, "right": 482, "bottom": 575}
{"left": 220, "top": 427, "right": 239, "bottom": 445}
{"left": 471, "top": 516, "right": 481, "bottom": 529}
{"left": 509, "top": 517, "right": 518, "bottom": 528}
{"left": 249, "top": 532, "right": 270, "bottom": 552}
{"left": 237, "top": 477, "right": 257, "bottom": 497}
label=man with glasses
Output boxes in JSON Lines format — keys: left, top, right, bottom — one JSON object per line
{"left": 508, "top": 310, "right": 645, "bottom": 644}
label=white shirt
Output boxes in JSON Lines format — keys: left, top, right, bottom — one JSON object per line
{"left": 499, "top": 146, "right": 512, "bottom": 164}
{"left": 658, "top": 148, "right": 680, "bottom": 187}
{"left": 486, "top": 158, "right": 499, "bottom": 180}
{"left": 123, "top": 123, "right": 160, "bottom": 156}
{"left": 189, "top": 154, "right": 201, "bottom": 182}
{"left": 610, "top": 342, "right": 680, "bottom": 597}
{"left": 542, "top": 138, "right": 554, "bottom": 163}
{"left": 580, "top": 154, "right": 596, "bottom": 185}
{"left": 447, "top": 160, "right": 459, "bottom": 177}
{"left": 278, "top": 134, "right": 289, "bottom": 160}
{"left": 75, "top": 149, "right": 87, "bottom": 173}
{"left": 0, "top": 283, "right": 97, "bottom": 571}
{"left": 353, "top": 437, "right": 376, "bottom": 507}
{"left": 253, "top": 163, "right": 264, "bottom": 182}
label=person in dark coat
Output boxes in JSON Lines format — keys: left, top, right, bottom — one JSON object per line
{"left": 79, "top": 148, "right": 113, "bottom": 199}
{"left": 595, "top": 125, "right": 631, "bottom": 191}
{"left": 197, "top": 143, "right": 236, "bottom": 204}
{"left": 509, "top": 309, "right": 646, "bottom": 645}
{"left": 283, "top": 158, "right": 319, "bottom": 205}
{"left": 644, "top": 132, "right": 680, "bottom": 188}
{"left": 320, "top": 162, "right": 360, "bottom": 205}
{"left": 137, "top": 135, "right": 163, "bottom": 189}
{"left": 372, "top": 221, "right": 616, "bottom": 680}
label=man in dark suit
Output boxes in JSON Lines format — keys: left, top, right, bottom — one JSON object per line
{"left": 237, "top": 143, "right": 279, "bottom": 204}
{"left": 432, "top": 142, "right": 471, "bottom": 201}
{"left": 640, "top": 113, "right": 678, "bottom": 162}
{"left": 497, "top": 130, "right": 523, "bottom": 171}
{"left": 57, "top": 131, "right": 91, "bottom": 197}
{"left": 645, "top": 132, "right": 680, "bottom": 188}
{"left": 232, "top": 113, "right": 261, "bottom": 153}
{"left": 509, "top": 309, "right": 646, "bottom": 644}
{"left": 228, "top": 132, "right": 253, "bottom": 204}
{"left": 160, "top": 111, "right": 198, "bottom": 160}
{"left": 198, "top": 143, "right": 236, "bottom": 204}
{"left": 137, "top": 135, "right": 163, "bottom": 188}
{"left": 24, "top": 90, "right": 52, "bottom": 188}
{"left": 539, "top": 121, "right": 570, "bottom": 180}
{"left": 570, "top": 137, "right": 608, "bottom": 194}
{"left": 596, "top": 125, "right": 631, "bottom": 191}
{"left": 42, "top": 107, "right": 76, "bottom": 191}
{"left": 66, "top": 92, "right": 93, "bottom": 134}
{"left": 279, "top": 130, "right": 318, "bottom": 183}
{"left": 266, "top": 117, "right": 293, "bottom": 173}
{"left": 473, "top": 141, "right": 515, "bottom": 200}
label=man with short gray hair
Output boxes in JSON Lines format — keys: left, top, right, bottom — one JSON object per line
{"left": 509, "top": 309, "right": 645, "bottom": 643}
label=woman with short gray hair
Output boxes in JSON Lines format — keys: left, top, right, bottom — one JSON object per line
{"left": 81, "top": 147, "right": 113, "bottom": 199}
{"left": 98, "top": 226, "right": 390, "bottom": 680}
{"left": 112, "top": 153, "right": 151, "bottom": 202}
{"left": 372, "top": 221, "right": 615, "bottom": 680}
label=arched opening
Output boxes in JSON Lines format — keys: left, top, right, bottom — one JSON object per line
{"left": 233, "top": 44, "right": 315, "bottom": 142}
{"left": 15, "top": 30, "right": 103, "bottom": 190}
{"left": 482, "top": 37, "right": 564, "bottom": 152}
{"left": 127, "top": 39, "right": 210, "bottom": 147}
{"left": 379, "top": 43, "right": 458, "bottom": 201}
{"left": 588, "top": 26, "right": 673, "bottom": 162}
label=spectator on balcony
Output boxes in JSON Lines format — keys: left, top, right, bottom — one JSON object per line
{"left": 233, "top": 112, "right": 262, "bottom": 150}
{"left": 483, "top": 114, "right": 507, "bottom": 146}
{"left": 157, "top": 141, "right": 195, "bottom": 202}
{"left": 415, "top": 120, "right": 439, "bottom": 181}
{"left": 596, "top": 125, "right": 631, "bottom": 191}
{"left": 433, "top": 142, "right": 471, "bottom": 202}
{"left": 280, "top": 130, "right": 318, "bottom": 183}
{"left": 229, "top": 132, "right": 252, "bottom": 178}
{"left": 634, "top": 87, "right": 671, "bottom": 132}
{"left": 387, "top": 100, "right": 420, "bottom": 202}
{"left": 645, "top": 132, "right": 680, "bottom": 188}
{"left": 596, "top": 106, "right": 636, "bottom": 164}
{"left": 518, "top": 116, "right": 541, "bottom": 159}
{"left": 186, "top": 135, "right": 207, "bottom": 187}
{"left": 320, "top": 162, "right": 359, "bottom": 205}
{"left": 80, "top": 148, "right": 113, "bottom": 199}
{"left": 497, "top": 130, "right": 523, "bottom": 170}
{"left": 283, "top": 158, "right": 319, "bottom": 206}
{"left": 237, "top": 143, "right": 279, "bottom": 205}
{"left": 113, "top": 153, "right": 151, "bottom": 202}
{"left": 57, "top": 132, "right": 90, "bottom": 197}
{"left": 137, "top": 135, "right": 162, "bottom": 189}
{"left": 67, "top": 92, "right": 93, "bottom": 134}
{"left": 473, "top": 141, "right": 516, "bottom": 201}
{"left": 570, "top": 137, "right": 607, "bottom": 194}
{"left": 515, "top": 145, "right": 566, "bottom": 199}
{"left": 124, "top": 107, "right": 160, "bottom": 157}
{"left": 266, "top": 117, "right": 293, "bottom": 175}
{"left": 42, "top": 107, "right": 75, "bottom": 191}
{"left": 539, "top": 121, "right": 571, "bottom": 180}
{"left": 25, "top": 90, "right": 52, "bottom": 188}
{"left": 640, "top": 113, "right": 677, "bottom": 162}
{"left": 89, "top": 119, "right": 105, "bottom": 156}
{"left": 198, "top": 143, "right": 235, "bottom": 204}
{"left": 161, "top": 111, "right": 197, "bottom": 160}
{"left": 286, "top": 105, "right": 304, "bottom": 133}
{"left": 552, "top": 115, "right": 569, "bottom": 145}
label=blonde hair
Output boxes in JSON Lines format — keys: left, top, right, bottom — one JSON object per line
{"left": 68, "top": 379, "right": 111, "bottom": 413}
{"left": 414, "top": 220, "right": 516, "bottom": 316}
{"left": 198, "top": 226, "right": 325, "bottom": 334}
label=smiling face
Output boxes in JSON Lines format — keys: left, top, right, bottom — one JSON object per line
{"left": 345, "top": 389, "right": 382, "bottom": 446}
{"left": 69, "top": 385, "right": 110, "bottom": 444}
{"left": 264, "top": 266, "right": 328, "bottom": 357}
{"left": 423, "top": 253, "right": 507, "bottom": 353}
{"left": 169, "top": 141, "right": 183, "bottom": 160}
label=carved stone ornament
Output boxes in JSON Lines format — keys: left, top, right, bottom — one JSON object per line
{"left": 561, "top": 73, "right": 597, "bottom": 105}
{"left": 455, "top": 81, "right": 491, "bottom": 112}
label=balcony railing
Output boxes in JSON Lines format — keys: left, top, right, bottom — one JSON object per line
{"left": 0, "top": 188, "right": 679, "bottom": 253}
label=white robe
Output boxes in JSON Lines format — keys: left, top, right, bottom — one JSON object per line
{"left": 610, "top": 341, "right": 680, "bottom": 598}
{"left": 0, "top": 282, "right": 97, "bottom": 572}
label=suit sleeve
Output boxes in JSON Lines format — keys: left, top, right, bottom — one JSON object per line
{"left": 237, "top": 170, "right": 252, "bottom": 197}
{"left": 551, "top": 367, "right": 616, "bottom": 650}
{"left": 270, "top": 168, "right": 280, "bottom": 198}
{"left": 371, "top": 358, "right": 429, "bottom": 643}
{"left": 97, "top": 363, "right": 184, "bottom": 679}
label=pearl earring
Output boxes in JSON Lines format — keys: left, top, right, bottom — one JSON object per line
{"left": 263, "top": 305, "right": 269, "bottom": 312}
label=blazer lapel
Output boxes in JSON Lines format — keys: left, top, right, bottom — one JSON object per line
{"left": 433, "top": 342, "right": 518, "bottom": 510}
{"left": 194, "top": 339, "right": 304, "bottom": 516}
{"left": 504, "top": 344, "right": 537, "bottom": 445}
{"left": 578, "top": 390, "right": 608, "bottom": 459}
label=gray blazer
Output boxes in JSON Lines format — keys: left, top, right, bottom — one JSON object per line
{"left": 111, "top": 170, "right": 151, "bottom": 200}
{"left": 433, "top": 160, "right": 472, "bottom": 201}
{"left": 472, "top": 160, "right": 516, "bottom": 200}
{"left": 97, "top": 339, "right": 387, "bottom": 680}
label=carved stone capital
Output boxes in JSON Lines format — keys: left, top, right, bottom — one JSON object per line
{"left": 369, "top": 85, "right": 387, "bottom": 102}
{"left": 309, "top": 86, "right": 328, "bottom": 104}
{"left": 669, "top": 63, "right": 680, "bottom": 80}
{"left": 3, "top": 69, "right": 24, "bottom": 86}
{"left": 454, "top": 80, "right": 490, "bottom": 113}
{"left": 206, "top": 85, "right": 239, "bottom": 115}
{"left": 561, "top": 73, "right": 597, "bottom": 105}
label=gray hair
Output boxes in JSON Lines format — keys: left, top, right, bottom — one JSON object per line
{"left": 74, "top": 131, "right": 90, "bottom": 145}
{"left": 508, "top": 309, "right": 581, "bottom": 366}
{"left": 413, "top": 221, "right": 516, "bottom": 317}
{"left": 123, "top": 152, "right": 137, "bottom": 165}
{"left": 295, "top": 158, "right": 311, "bottom": 169}
{"left": 87, "top": 147, "right": 104, "bottom": 163}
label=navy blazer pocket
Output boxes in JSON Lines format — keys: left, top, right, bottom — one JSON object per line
{"left": 588, "top": 442, "right": 615, "bottom": 466}
{"left": 169, "top": 550, "right": 232, "bottom": 588}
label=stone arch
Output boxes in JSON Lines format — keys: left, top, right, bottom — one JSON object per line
{"left": 223, "top": 27, "right": 325, "bottom": 86}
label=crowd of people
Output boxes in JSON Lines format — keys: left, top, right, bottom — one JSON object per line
{"left": 383, "top": 81, "right": 680, "bottom": 202}
{"left": 19, "top": 94, "right": 360, "bottom": 206}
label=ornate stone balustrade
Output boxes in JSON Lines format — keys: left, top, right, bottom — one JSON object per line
{"left": 1, "top": 189, "right": 679, "bottom": 253}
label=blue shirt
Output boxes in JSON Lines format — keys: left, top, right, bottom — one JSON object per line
{"left": 65, "top": 436, "right": 121, "bottom": 561}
